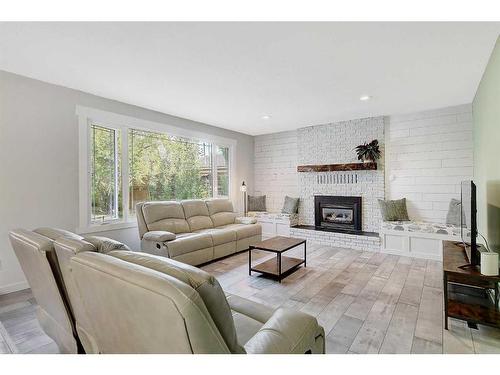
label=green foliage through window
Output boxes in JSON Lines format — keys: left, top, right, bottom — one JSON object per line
{"left": 90, "top": 125, "right": 230, "bottom": 223}
{"left": 90, "top": 125, "right": 122, "bottom": 223}
{"left": 129, "top": 129, "right": 213, "bottom": 213}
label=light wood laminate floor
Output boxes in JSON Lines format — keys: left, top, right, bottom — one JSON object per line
{"left": 1, "top": 244, "right": 499, "bottom": 354}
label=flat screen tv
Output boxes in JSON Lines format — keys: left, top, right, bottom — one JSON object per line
{"left": 460, "top": 180, "right": 480, "bottom": 266}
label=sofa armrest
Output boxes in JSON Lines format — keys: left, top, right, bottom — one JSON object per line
{"left": 143, "top": 231, "right": 176, "bottom": 242}
{"left": 243, "top": 308, "right": 325, "bottom": 354}
{"left": 235, "top": 217, "right": 257, "bottom": 225}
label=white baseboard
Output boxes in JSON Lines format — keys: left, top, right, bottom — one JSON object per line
{"left": 0, "top": 280, "right": 29, "bottom": 295}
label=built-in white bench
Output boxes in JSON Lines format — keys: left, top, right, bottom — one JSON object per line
{"left": 380, "top": 221, "right": 465, "bottom": 260}
{"left": 248, "top": 212, "right": 299, "bottom": 238}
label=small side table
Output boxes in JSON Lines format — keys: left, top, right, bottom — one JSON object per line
{"left": 249, "top": 236, "right": 306, "bottom": 283}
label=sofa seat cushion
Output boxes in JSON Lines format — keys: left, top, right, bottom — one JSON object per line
{"left": 165, "top": 233, "right": 213, "bottom": 257}
{"left": 108, "top": 251, "right": 244, "bottom": 353}
{"left": 194, "top": 228, "right": 236, "bottom": 246}
{"left": 381, "top": 220, "right": 464, "bottom": 239}
{"left": 219, "top": 223, "right": 262, "bottom": 240}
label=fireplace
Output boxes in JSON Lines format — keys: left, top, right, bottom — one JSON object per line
{"left": 314, "top": 195, "right": 362, "bottom": 232}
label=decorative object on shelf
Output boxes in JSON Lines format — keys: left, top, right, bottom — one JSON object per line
{"left": 481, "top": 251, "right": 499, "bottom": 276}
{"left": 354, "top": 139, "right": 381, "bottom": 162}
{"left": 248, "top": 195, "right": 266, "bottom": 212}
{"left": 240, "top": 181, "right": 247, "bottom": 216}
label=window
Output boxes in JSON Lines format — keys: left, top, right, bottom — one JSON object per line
{"left": 215, "top": 146, "right": 229, "bottom": 197}
{"left": 128, "top": 129, "right": 214, "bottom": 214}
{"left": 90, "top": 125, "right": 122, "bottom": 224}
{"left": 78, "top": 106, "right": 235, "bottom": 232}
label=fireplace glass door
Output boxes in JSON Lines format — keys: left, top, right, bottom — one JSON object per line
{"left": 322, "top": 206, "right": 354, "bottom": 226}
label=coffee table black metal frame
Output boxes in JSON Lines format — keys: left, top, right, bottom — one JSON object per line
{"left": 248, "top": 236, "right": 306, "bottom": 283}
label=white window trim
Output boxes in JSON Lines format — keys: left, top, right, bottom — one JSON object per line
{"left": 77, "top": 105, "right": 237, "bottom": 234}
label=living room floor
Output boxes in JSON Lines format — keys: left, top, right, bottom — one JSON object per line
{"left": 1, "top": 244, "right": 499, "bottom": 354}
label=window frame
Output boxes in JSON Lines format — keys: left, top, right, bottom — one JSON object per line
{"left": 77, "top": 105, "right": 237, "bottom": 233}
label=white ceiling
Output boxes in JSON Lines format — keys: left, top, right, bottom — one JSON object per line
{"left": 1, "top": 22, "right": 499, "bottom": 135}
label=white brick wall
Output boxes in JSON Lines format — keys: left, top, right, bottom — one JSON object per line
{"left": 290, "top": 227, "right": 381, "bottom": 252}
{"left": 386, "top": 104, "right": 473, "bottom": 223}
{"left": 297, "top": 117, "right": 386, "bottom": 232}
{"left": 254, "top": 118, "right": 385, "bottom": 232}
{"left": 254, "top": 131, "right": 298, "bottom": 213}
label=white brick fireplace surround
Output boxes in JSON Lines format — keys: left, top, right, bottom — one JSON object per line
{"left": 254, "top": 104, "right": 473, "bottom": 252}
{"left": 297, "top": 117, "right": 386, "bottom": 232}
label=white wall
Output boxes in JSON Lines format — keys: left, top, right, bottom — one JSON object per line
{"left": 385, "top": 104, "right": 473, "bottom": 223}
{"left": 254, "top": 131, "right": 298, "bottom": 213}
{"left": 0, "top": 70, "right": 254, "bottom": 294}
{"left": 473, "top": 37, "right": 500, "bottom": 251}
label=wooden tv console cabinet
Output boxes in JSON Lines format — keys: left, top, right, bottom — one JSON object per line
{"left": 443, "top": 241, "right": 500, "bottom": 330}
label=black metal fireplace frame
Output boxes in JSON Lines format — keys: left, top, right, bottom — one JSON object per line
{"left": 314, "top": 195, "right": 362, "bottom": 232}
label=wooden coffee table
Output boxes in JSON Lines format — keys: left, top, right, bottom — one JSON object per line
{"left": 249, "top": 236, "right": 306, "bottom": 283}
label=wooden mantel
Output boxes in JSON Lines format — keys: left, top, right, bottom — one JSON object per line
{"left": 297, "top": 162, "right": 377, "bottom": 172}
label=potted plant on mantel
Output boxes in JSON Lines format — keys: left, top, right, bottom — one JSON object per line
{"left": 354, "top": 139, "right": 381, "bottom": 163}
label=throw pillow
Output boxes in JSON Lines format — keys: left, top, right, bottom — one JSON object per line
{"left": 446, "top": 198, "right": 465, "bottom": 227}
{"left": 282, "top": 196, "right": 299, "bottom": 214}
{"left": 248, "top": 195, "right": 266, "bottom": 211}
{"left": 378, "top": 198, "right": 410, "bottom": 221}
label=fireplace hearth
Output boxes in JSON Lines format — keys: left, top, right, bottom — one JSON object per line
{"left": 314, "top": 195, "right": 362, "bottom": 232}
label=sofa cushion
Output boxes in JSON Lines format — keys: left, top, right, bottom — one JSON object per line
{"left": 205, "top": 199, "right": 237, "bottom": 227}
{"left": 108, "top": 251, "right": 244, "bottom": 353}
{"left": 143, "top": 231, "right": 176, "bottom": 242}
{"left": 219, "top": 223, "right": 261, "bottom": 240}
{"left": 248, "top": 195, "right": 266, "bottom": 212}
{"left": 182, "top": 200, "right": 214, "bottom": 232}
{"left": 211, "top": 212, "right": 237, "bottom": 227}
{"left": 142, "top": 201, "right": 190, "bottom": 234}
{"left": 206, "top": 199, "right": 234, "bottom": 215}
{"left": 378, "top": 198, "right": 410, "bottom": 221}
{"left": 84, "top": 236, "right": 131, "bottom": 254}
{"left": 195, "top": 228, "right": 237, "bottom": 246}
{"left": 165, "top": 233, "right": 213, "bottom": 257}
{"left": 34, "top": 227, "right": 83, "bottom": 241}
{"left": 281, "top": 196, "right": 299, "bottom": 214}
{"left": 446, "top": 198, "right": 465, "bottom": 227}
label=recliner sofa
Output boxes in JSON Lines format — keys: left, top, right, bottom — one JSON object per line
{"left": 9, "top": 227, "right": 325, "bottom": 354}
{"left": 8, "top": 228, "right": 132, "bottom": 353}
{"left": 136, "top": 198, "right": 262, "bottom": 265}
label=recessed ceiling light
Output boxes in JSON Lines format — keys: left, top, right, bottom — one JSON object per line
{"left": 359, "top": 95, "right": 372, "bottom": 101}
{"left": 261, "top": 115, "right": 271, "bottom": 120}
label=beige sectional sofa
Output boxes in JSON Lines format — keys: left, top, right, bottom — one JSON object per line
{"left": 8, "top": 228, "right": 325, "bottom": 354}
{"left": 136, "top": 198, "right": 262, "bottom": 265}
